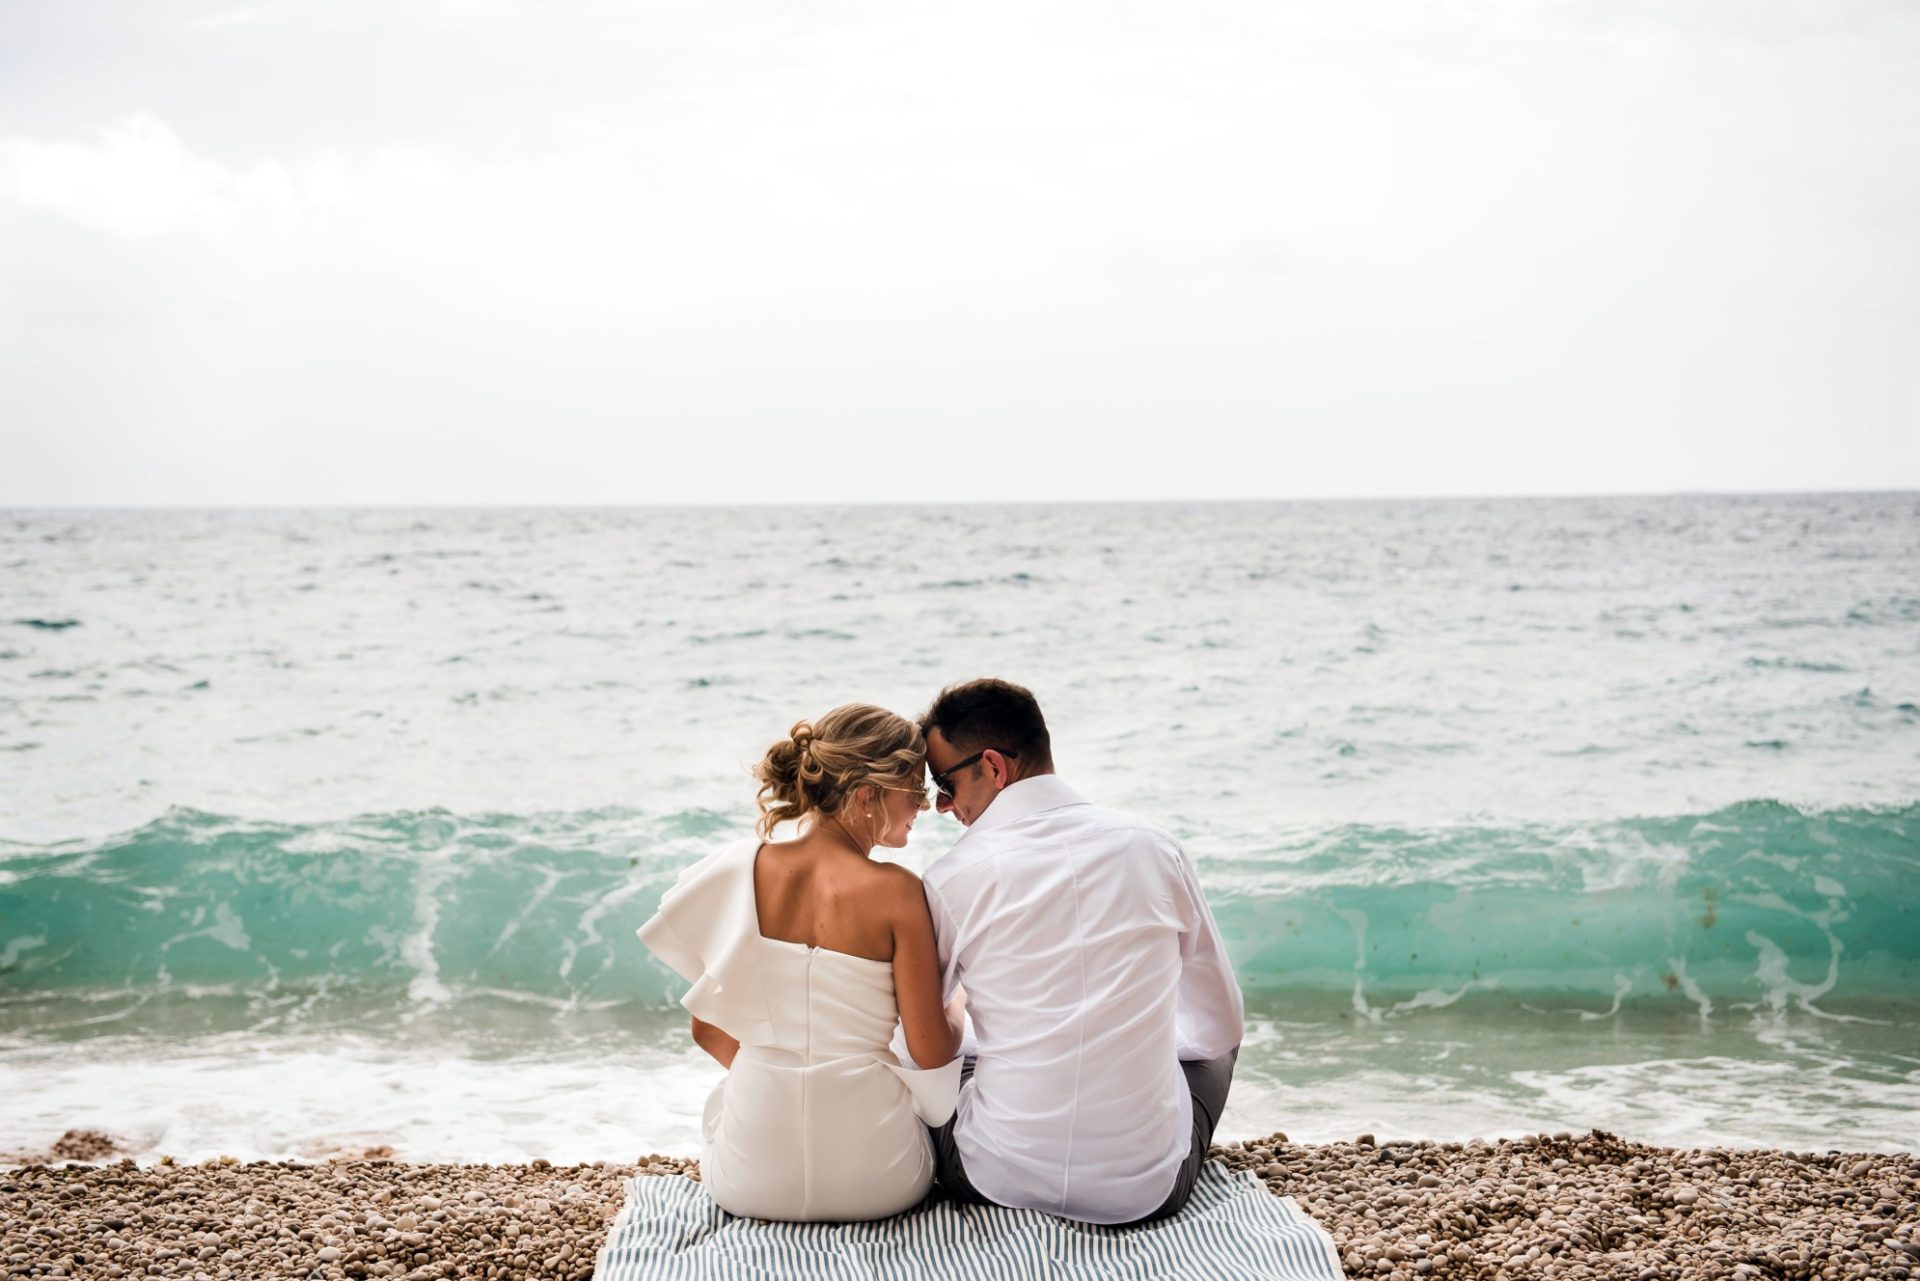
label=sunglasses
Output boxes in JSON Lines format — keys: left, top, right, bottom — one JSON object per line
{"left": 929, "top": 748, "right": 1016, "bottom": 800}
{"left": 877, "top": 781, "right": 932, "bottom": 808}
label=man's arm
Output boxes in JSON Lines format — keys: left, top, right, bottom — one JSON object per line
{"left": 1170, "top": 841, "right": 1245, "bottom": 1060}
{"left": 922, "top": 876, "right": 966, "bottom": 1005}
{"left": 923, "top": 877, "right": 976, "bottom": 1056}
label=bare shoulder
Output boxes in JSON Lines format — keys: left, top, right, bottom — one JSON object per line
{"left": 865, "top": 859, "right": 924, "bottom": 894}
{"left": 864, "top": 861, "right": 931, "bottom": 917}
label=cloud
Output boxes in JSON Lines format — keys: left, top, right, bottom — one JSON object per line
{"left": 0, "top": 113, "right": 295, "bottom": 237}
{"left": 0, "top": 113, "right": 449, "bottom": 238}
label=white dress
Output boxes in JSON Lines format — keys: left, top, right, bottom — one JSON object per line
{"left": 637, "top": 837, "right": 961, "bottom": 1222}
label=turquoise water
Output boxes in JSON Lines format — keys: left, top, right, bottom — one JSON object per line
{"left": 2, "top": 496, "right": 1917, "bottom": 1160}
{"left": 4, "top": 800, "right": 1916, "bottom": 1015}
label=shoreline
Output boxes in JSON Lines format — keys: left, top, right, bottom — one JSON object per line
{"left": 3, "top": 1132, "right": 1916, "bottom": 1280}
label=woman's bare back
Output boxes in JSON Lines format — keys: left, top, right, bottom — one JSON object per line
{"left": 752, "top": 838, "right": 910, "bottom": 963}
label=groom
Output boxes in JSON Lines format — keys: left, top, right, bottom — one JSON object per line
{"left": 917, "top": 678, "right": 1244, "bottom": 1226}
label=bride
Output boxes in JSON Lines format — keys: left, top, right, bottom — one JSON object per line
{"left": 637, "top": 704, "right": 963, "bottom": 1221}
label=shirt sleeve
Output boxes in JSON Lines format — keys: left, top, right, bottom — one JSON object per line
{"left": 1170, "top": 839, "right": 1245, "bottom": 1060}
{"left": 921, "top": 875, "right": 965, "bottom": 1005}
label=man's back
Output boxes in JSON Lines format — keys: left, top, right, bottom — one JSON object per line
{"left": 922, "top": 775, "right": 1243, "bottom": 1224}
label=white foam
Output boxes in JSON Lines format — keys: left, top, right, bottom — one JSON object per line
{"left": 0, "top": 1036, "right": 715, "bottom": 1166}
{"left": 1511, "top": 1053, "right": 1920, "bottom": 1154}
{"left": 401, "top": 852, "right": 453, "bottom": 1007}
{"left": 1388, "top": 977, "right": 1501, "bottom": 1015}
{"left": 1335, "top": 907, "right": 1381, "bottom": 1024}
{"left": 0, "top": 933, "right": 48, "bottom": 970}
{"left": 1664, "top": 957, "right": 1714, "bottom": 1023}
{"left": 1746, "top": 928, "right": 1842, "bottom": 1016}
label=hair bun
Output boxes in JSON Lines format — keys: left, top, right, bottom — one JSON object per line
{"left": 752, "top": 704, "right": 926, "bottom": 841}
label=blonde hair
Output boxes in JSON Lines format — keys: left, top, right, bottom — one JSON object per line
{"left": 753, "top": 704, "right": 926, "bottom": 839}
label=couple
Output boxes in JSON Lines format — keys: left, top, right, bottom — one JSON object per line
{"left": 637, "top": 679, "right": 1244, "bottom": 1227}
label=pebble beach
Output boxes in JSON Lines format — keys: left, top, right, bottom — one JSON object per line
{"left": 5, "top": 1130, "right": 1916, "bottom": 1280}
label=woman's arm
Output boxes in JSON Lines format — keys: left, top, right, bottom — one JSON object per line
{"left": 891, "top": 874, "right": 960, "bottom": 1069}
{"left": 691, "top": 1015, "right": 739, "bottom": 1069}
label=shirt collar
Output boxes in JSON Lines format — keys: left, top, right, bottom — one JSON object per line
{"left": 956, "top": 773, "right": 1089, "bottom": 842}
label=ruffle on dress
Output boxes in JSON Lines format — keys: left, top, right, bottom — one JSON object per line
{"left": 637, "top": 838, "right": 779, "bottom": 1049}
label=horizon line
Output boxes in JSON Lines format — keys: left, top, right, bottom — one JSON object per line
{"left": 3, "top": 485, "right": 1916, "bottom": 512}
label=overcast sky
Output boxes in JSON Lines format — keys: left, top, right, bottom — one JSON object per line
{"left": 2, "top": 0, "right": 1915, "bottom": 505}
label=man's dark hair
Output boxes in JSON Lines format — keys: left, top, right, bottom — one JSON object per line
{"left": 920, "top": 678, "right": 1053, "bottom": 768}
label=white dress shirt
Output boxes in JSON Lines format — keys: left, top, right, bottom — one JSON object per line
{"left": 921, "top": 774, "right": 1244, "bottom": 1224}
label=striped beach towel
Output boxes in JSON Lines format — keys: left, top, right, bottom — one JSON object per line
{"left": 594, "top": 1161, "right": 1343, "bottom": 1280}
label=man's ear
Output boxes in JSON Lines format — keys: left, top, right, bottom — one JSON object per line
{"left": 984, "top": 749, "right": 1013, "bottom": 791}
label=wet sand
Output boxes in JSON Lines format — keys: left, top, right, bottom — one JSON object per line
{"left": 3, "top": 1129, "right": 1916, "bottom": 1279}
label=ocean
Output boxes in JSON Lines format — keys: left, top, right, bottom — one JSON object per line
{"left": 3, "top": 495, "right": 1917, "bottom": 1164}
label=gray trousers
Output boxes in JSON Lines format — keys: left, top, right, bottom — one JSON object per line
{"left": 928, "top": 1046, "right": 1239, "bottom": 1227}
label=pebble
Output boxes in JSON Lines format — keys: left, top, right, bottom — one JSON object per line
{"left": 5, "top": 1133, "right": 1918, "bottom": 1281}
{"left": 0, "top": 1150, "right": 695, "bottom": 1281}
{"left": 1209, "top": 1130, "right": 1920, "bottom": 1281}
